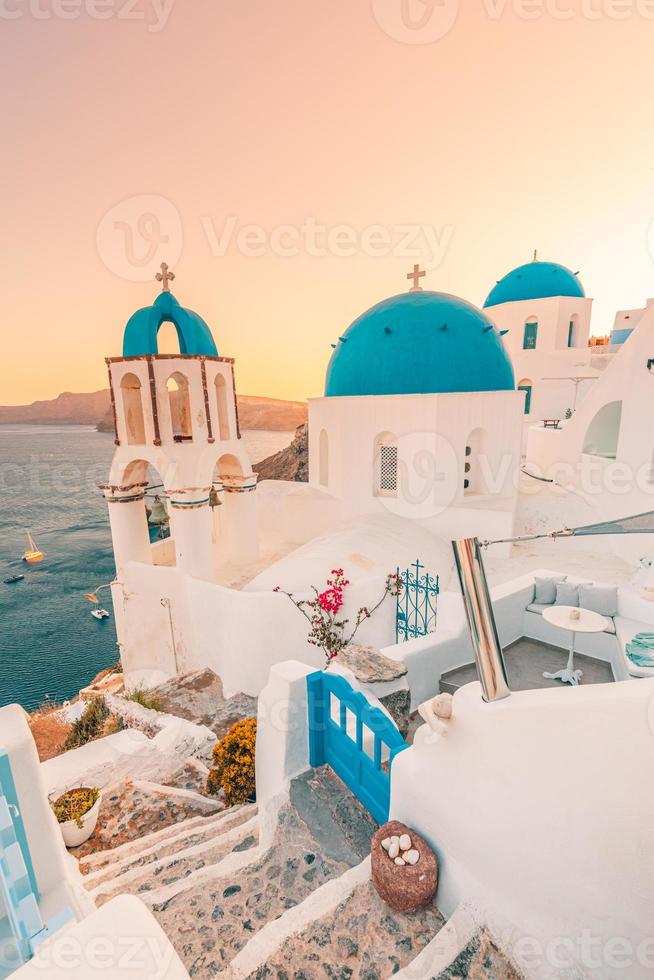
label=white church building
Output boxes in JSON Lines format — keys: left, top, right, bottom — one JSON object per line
{"left": 101, "top": 264, "right": 525, "bottom": 693}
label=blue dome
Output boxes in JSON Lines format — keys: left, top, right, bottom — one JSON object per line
{"left": 325, "top": 291, "right": 515, "bottom": 397}
{"left": 484, "top": 261, "right": 584, "bottom": 308}
{"left": 122, "top": 291, "right": 218, "bottom": 358}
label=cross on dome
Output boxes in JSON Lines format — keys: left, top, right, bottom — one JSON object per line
{"left": 156, "top": 262, "right": 176, "bottom": 292}
{"left": 407, "top": 264, "right": 426, "bottom": 292}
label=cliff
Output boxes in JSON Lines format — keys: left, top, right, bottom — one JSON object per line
{"left": 253, "top": 423, "right": 308, "bottom": 482}
{"left": 3, "top": 390, "right": 307, "bottom": 433}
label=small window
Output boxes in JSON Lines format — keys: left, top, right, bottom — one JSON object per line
{"left": 379, "top": 445, "right": 398, "bottom": 492}
{"left": 523, "top": 320, "right": 538, "bottom": 350}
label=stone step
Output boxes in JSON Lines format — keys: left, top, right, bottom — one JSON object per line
{"left": 149, "top": 796, "right": 366, "bottom": 977}
{"left": 240, "top": 875, "right": 444, "bottom": 979}
{"left": 90, "top": 810, "right": 260, "bottom": 906}
{"left": 432, "top": 930, "right": 523, "bottom": 979}
{"left": 83, "top": 804, "right": 258, "bottom": 890}
{"left": 75, "top": 778, "right": 224, "bottom": 868}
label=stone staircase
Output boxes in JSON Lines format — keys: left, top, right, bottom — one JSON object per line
{"left": 76, "top": 767, "right": 521, "bottom": 979}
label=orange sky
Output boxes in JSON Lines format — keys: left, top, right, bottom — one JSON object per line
{"left": 2, "top": 0, "right": 654, "bottom": 405}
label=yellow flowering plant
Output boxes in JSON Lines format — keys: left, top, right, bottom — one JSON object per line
{"left": 206, "top": 718, "right": 257, "bottom": 805}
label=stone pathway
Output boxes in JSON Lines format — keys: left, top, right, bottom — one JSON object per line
{"left": 152, "top": 799, "right": 359, "bottom": 977}
{"left": 151, "top": 669, "right": 257, "bottom": 743}
{"left": 71, "top": 779, "right": 222, "bottom": 860}
{"left": 289, "top": 766, "right": 378, "bottom": 864}
{"left": 249, "top": 879, "right": 444, "bottom": 979}
{"left": 435, "top": 930, "right": 523, "bottom": 979}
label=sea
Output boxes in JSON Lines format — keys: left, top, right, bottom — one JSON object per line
{"left": 0, "top": 425, "right": 293, "bottom": 711}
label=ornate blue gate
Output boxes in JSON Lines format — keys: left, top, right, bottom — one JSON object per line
{"left": 306, "top": 672, "right": 408, "bottom": 825}
{"left": 396, "top": 560, "right": 439, "bottom": 643}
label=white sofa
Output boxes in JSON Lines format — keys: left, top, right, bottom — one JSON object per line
{"left": 492, "top": 569, "right": 654, "bottom": 682}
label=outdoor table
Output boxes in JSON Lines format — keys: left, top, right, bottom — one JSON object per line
{"left": 542, "top": 605, "right": 609, "bottom": 685}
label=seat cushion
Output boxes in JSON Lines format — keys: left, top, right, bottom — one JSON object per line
{"left": 534, "top": 575, "right": 566, "bottom": 604}
{"left": 603, "top": 618, "right": 616, "bottom": 635}
{"left": 526, "top": 603, "right": 550, "bottom": 614}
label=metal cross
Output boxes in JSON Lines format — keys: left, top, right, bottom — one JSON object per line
{"left": 156, "top": 262, "right": 176, "bottom": 292}
{"left": 407, "top": 264, "right": 426, "bottom": 292}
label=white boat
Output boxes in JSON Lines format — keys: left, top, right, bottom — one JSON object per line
{"left": 91, "top": 608, "right": 110, "bottom": 620}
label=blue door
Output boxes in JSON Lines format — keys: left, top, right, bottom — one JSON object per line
{"left": 518, "top": 384, "right": 532, "bottom": 415}
{"left": 523, "top": 321, "right": 538, "bottom": 349}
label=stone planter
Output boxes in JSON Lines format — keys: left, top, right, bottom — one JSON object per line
{"left": 56, "top": 791, "right": 102, "bottom": 848}
{"left": 371, "top": 820, "right": 438, "bottom": 913}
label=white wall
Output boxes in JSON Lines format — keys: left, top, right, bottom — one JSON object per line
{"left": 308, "top": 390, "right": 523, "bottom": 541}
{"left": 391, "top": 679, "right": 654, "bottom": 979}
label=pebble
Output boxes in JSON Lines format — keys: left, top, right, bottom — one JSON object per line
{"left": 381, "top": 838, "right": 391, "bottom": 852}
{"left": 388, "top": 839, "right": 400, "bottom": 859}
{"left": 405, "top": 849, "right": 420, "bottom": 865}
{"left": 394, "top": 857, "right": 405, "bottom": 866}
{"left": 399, "top": 834, "right": 411, "bottom": 851}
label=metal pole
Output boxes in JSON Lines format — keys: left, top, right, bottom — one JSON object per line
{"left": 452, "top": 537, "right": 511, "bottom": 703}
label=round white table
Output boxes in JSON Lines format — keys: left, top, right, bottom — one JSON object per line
{"left": 541, "top": 605, "right": 609, "bottom": 686}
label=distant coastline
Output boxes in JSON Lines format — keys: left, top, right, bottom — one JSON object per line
{"left": 0, "top": 389, "right": 307, "bottom": 433}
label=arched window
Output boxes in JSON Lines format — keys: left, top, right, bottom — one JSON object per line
{"left": 156, "top": 320, "right": 182, "bottom": 354}
{"left": 166, "top": 373, "right": 193, "bottom": 442}
{"left": 120, "top": 373, "right": 146, "bottom": 445}
{"left": 567, "top": 316, "right": 578, "bottom": 349}
{"left": 319, "top": 429, "right": 329, "bottom": 487}
{"left": 215, "top": 373, "right": 230, "bottom": 441}
{"left": 583, "top": 401, "right": 622, "bottom": 459}
{"left": 523, "top": 319, "right": 538, "bottom": 350}
{"left": 464, "top": 428, "right": 489, "bottom": 495}
{"left": 374, "top": 432, "right": 398, "bottom": 497}
{"left": 517, "top": 378, "right": 533, "bottom": 415}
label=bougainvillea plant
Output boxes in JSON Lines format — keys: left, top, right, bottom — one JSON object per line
{"left": 274, "top": 568, "right": 402, "bottom": 667}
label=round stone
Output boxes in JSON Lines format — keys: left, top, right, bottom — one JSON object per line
{"left": 371, "top": 820, "right": 438, "bottom": 913}
{"left": 394, "top": 857, "right": 405, "bottom": 866}
{"left": 399, "top": 834, "right": 411, "bottom": 851}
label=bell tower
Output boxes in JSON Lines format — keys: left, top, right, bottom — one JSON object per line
{"left": 102, "top": 265, "right": 259, "bottom": 583}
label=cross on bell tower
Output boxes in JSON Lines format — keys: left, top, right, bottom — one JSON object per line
{"left": 407, "top": 264, "right": 426, "bottom": 292}
{"left": 156, "top": 262, "right": 176, "bottom": 292}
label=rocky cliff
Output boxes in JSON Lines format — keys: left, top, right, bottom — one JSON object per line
{"left": 254, "top": 423, "right": 308, "bottom": 482}
{"left": 3, "top": 389, "right": 307, "bottom": 433}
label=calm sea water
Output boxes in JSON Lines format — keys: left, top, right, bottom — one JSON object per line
{"left": 0, "top": 425, "right": 293, "bottom": 711}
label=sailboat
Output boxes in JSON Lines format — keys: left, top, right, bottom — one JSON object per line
{"left": 22, "top": 531, "right": 44, "bottom": 564}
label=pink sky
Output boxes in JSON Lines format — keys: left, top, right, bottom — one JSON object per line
{"left": 2, "top": 0, "right": 654, "bottom": 404}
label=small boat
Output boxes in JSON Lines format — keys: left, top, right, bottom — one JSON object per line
{"left": 91, "top": 608, "right": 110, "bottom": 620}
{"left": 22, "top": 531, "right": 44, "bottom": 564}
{"left": 4, "top": 574, "right": 24, "bottom": 584}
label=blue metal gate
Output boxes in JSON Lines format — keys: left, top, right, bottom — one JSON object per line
{"left": 306, "top": 671, "right": 408, "bottom": 825}
{"left": 396, "top": 560, "right": 439, "bottom": 643}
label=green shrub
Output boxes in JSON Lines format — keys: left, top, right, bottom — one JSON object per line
{"left": 125, "top": 688, "right": 163, "bottom": 712}
{"left": 63, "top": 697, "right": 110, "bottom": 750}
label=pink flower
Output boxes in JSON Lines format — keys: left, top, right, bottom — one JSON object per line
{"left": 318, "top": 587, "right": 343, "bottom": 614}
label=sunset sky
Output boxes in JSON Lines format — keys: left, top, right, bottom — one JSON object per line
{"left": 3, "top": 0, "right": 654, "bottom": 405}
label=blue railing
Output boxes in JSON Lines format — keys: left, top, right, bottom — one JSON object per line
{"left": 307, "top": 671, "right": 408, "bottom": 825}
{"left": 396, "top": 560, "right": 439, "bottom": 643}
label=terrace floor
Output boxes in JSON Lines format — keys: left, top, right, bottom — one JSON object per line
{"left": 440, "top": 637, "right": 615, "bottom": 694}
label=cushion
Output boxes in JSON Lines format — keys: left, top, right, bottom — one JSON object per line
{"left": 526, "top": 603, "right": 550, "bottom": 614}
{"left": 534, "top": 575, "right": 567, "bottom": 605}
{"left": 578, "top": 584, "right": 618, "bottom": 618}
{"left": 603, "top": 619, "right": 616, "bottom": 635}
{"left": 554, "top": 581, "right": 591, "bottom": 606}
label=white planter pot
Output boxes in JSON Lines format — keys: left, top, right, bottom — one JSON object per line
{"left": 57, "top": 792, "right": 102, "bottom": 848}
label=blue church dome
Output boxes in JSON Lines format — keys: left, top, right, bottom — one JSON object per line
{"left": 484, "top": 261, "right": 584, "bottom": 308}
{"left": 325, "top": 291, "right": 515, "bottom": 397}
{"left": 122, "top": 289, "right": 218, "bottom": 358}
